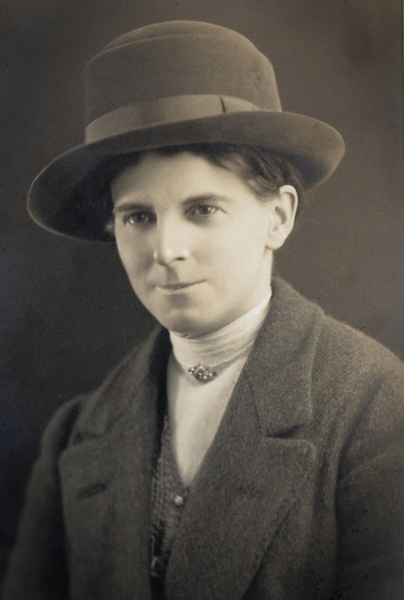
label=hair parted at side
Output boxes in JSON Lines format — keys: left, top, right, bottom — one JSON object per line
{"left": 100, "top": 144, "right": 306, "bottom": 240}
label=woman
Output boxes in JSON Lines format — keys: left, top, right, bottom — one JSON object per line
{"left": 3, "top": 20, "right": 404, "bottom": 600}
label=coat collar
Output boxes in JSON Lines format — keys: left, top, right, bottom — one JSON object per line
{"left": 245, "top": 277, "right": 322, "bottom": 436}
{"left": 60, "top": 278, "right": 323, "bottom": 600}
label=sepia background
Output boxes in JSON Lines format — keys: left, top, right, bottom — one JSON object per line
{"left": 0, "top": 0, "right": 403, "bottom": 581}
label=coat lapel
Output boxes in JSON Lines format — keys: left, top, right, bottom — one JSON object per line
{"left": 59, "top": 327, "right": 170, "bottom": 600}
{"left": 165, "top": 279, "right": 322, "bottom": 600}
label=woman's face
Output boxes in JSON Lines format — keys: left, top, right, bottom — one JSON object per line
{"left": 111, "top": 151, "right": 276, "bottom": 337}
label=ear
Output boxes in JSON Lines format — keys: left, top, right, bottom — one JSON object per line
{"left": 265, "top": 185, "right": 298, "bottom": 251}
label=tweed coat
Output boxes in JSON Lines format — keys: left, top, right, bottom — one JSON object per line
{"left": 3, "top": 279, "right": 404, "bottom": 600}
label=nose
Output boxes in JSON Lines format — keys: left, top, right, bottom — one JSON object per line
{"left": 152, "top": 218, "right": 190, "bottom": 265}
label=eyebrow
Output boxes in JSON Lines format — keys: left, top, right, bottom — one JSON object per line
{"left": 182, "top": 194, "right": 230, "bottom": 207}
{"left": 113, "top": 193, "right": 230, "bottom": 215}
{"left": 113, "top": 201, "right": 153, "bottom": 216}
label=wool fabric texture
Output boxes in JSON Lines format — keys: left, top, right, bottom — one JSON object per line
{"left": 3, "top": 278, "right": 404, "bottom": 600}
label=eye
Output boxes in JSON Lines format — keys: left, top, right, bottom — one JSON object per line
{"left": 187, "top": 205, "right": 219, "bottom": 218}
{"left": 122, "top": 211, "right": 155, "bottom": 226}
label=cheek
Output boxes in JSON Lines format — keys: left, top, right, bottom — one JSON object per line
{"left": 116, "top": 238, "right": 132, "bottom": 273}
{"left": 202, "top": 247, "right": 257, "bottom": 294}
{"left": 211, "top": 222, "right": 267, "bottom": 266}
{"left": 116, "top": 234, "right": 149, "bottom": 281}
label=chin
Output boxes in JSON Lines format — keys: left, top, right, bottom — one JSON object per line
{"left": 157, "top": 311, "right": 213, "bottom": 337}
{"left": 163, "top": 319, "right": 205, "bottom": 336}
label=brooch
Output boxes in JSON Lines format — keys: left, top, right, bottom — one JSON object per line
{"left": 188, "top": 364, "right": 217, "bottom": 384}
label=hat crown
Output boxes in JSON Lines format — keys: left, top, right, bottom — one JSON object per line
{"left": 103, "top": 21, "right": 255, "bottom": 50}
{"left": 85, "top": 20, "right": 281, "bottom": 127}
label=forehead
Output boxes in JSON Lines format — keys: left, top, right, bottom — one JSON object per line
{"left": 110, "top": 151, "right": 256, "bottom": 206}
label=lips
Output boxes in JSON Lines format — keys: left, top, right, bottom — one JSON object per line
{"left": 155, "top": 281, "right": 204, "bottom": 293}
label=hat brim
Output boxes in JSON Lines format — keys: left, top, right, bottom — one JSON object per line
{"left": 28, "top": 110, "right": 345, "bottom": 241}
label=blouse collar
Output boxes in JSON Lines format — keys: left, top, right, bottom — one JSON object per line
{"left": 169, "top": 289, "right": 272, "bottom": 373}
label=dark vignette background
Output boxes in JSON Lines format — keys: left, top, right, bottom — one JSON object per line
{"left": 0, "top": 0, "right": 403, "bottom": 581}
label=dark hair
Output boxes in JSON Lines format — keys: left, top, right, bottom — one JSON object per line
{"left": 101, "top": 143, "right": 305, "bottom": 238}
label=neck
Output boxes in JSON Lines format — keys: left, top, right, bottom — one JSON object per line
{"left": 169, "top": 288, "right": 272, "bottom": 373}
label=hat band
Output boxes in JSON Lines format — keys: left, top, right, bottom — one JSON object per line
{"left": 85, "top": 94, "right": 263, "bottom": 143}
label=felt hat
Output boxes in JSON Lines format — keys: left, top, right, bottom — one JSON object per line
{"left": 28, "top": 20, "right": 345, "bottom": 241}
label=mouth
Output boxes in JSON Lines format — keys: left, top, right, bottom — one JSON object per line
{"left": 155, "top": 281, "right": 204, "bottom": 294}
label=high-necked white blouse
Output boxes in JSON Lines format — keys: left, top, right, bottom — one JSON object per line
{"left": 167, "top": 290, "right": 271, "bottom": 487}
